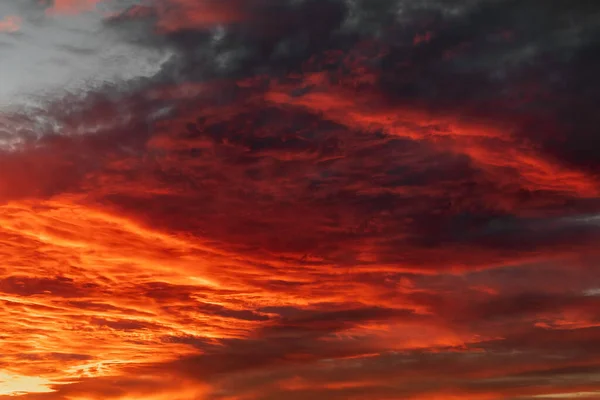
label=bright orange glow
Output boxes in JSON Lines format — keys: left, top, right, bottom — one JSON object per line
{"left": 0, "top": 198, "right": 250, "bottom": 381}
{"left": 0, "top": 372, "right": 56, "bottom": 397}
{"left": 2, "top": 1, "right": 600, "bottom": 399}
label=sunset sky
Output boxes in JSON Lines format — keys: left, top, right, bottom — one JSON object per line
{"left": 1, "top": 1, "right": 600, "bottom": 399}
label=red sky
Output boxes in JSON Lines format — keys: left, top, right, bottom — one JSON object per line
{"left": 1, "top": 0, "right": 600, "bottom": 399}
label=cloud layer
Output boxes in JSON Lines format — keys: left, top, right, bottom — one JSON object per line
{"left": 1, "top": 0, "right": 600, "bottom": 399}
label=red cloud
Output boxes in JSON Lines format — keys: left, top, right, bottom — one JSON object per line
{"left": 2, "top": 1, "right": 600, "bottom": 399}
{"left": 46, "top": 0, "right": 103, "bottom": 15}
{"left": 154, "top": 0, "right": 246, "bottom": 33}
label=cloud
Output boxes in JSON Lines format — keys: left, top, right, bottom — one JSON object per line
{"left": 1, "top": 0, "right": 600, "bottom": 399}
{"left": 46, "top": 0, "right": 103, "bottom": 15}
{"left": 0, "top": 15, "right": 21, "bottom": 33}
{"left": 0, "top": 1, "right": 170, "bottom": 109}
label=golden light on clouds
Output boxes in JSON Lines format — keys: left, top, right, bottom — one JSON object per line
{"left": 0, "top": 373, "right": 56, "bottom": 397}
{"left": 1, "top": 0, "right": 600, "bottom": 399}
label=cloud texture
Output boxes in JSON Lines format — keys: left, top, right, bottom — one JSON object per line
{"left": 1, "top": 0, "right": 600, "bottom": 399}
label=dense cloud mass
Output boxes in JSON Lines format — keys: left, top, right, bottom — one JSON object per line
{"left": 1, "top": 0, "right": 600, "bottom": 399}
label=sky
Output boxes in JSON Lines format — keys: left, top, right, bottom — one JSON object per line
{"left": 0, "top": 0, "right": 600, "bottom": 399}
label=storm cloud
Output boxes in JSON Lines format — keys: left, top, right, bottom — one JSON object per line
{"left": 1, "top": 0, "right": 600, "bottom": 399}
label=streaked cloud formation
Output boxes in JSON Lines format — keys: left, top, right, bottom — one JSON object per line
{"left": 1, "top": 0, "right": 600, "bottom": 399}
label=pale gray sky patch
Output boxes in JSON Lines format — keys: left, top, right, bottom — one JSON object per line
{"left": 0, "top": 1, "right": 171, "bottom": 109}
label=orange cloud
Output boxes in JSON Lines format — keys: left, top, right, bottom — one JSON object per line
{"left": 266, "top": 79, "right": 599, "bottom": 201}
{"left": 0, "top": 15, "right": 21, "bottom": 33}
{"left": 2, "top": 1, "right": 600, "bottom": 398}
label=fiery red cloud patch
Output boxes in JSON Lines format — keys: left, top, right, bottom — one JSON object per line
{"left": 1, "top": 1, "right": 600, "bottom": 399}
